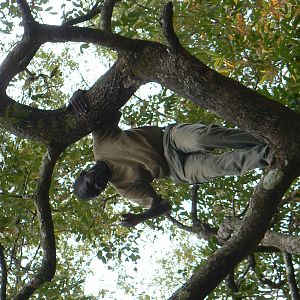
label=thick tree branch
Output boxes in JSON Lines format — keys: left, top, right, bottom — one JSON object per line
{"left": 14, "top": 145, "right": 64, "bottom": 300}
{"left": 0, "top": 2, "right": 149, "bottom": 91}
{"left": 0, "top": 59, "right": 141, "bottom": 145}
{"left": 0, "top": 243, "right": 7, "bottom": 300}
{"left": 132, "top": 45, "right": 300, "bottom": 161}
{"left": 36, "top": 23, "right": 150, "bottom": 51}
{"left": 169, "top": 166, "right": 298, "bottom": 299}
{"left": 283, "top": 252, "right": 300, "bottom": 300}
{"left": 0, "top": 1, "right": 40, "bottom": 89}
{"left": 0, "top": 37, "right": 41, "bottom": 90}
{"left": 17, "top": 0, "right": 35, "bottom": 30}
{"left": 218, "top": 216, "right": 300, "bottom": 255}
{"left": 160, "top": 2, "right": 181, "bottom": 50}
{"left": 100, "top": 0, "right": 117, "bottom": 32}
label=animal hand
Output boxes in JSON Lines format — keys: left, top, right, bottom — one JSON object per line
{"left": 69, "top": 89, "right": 89, "bottom": 114}
{"left": 120, "top": 213, "right": 142, "bottom": 228}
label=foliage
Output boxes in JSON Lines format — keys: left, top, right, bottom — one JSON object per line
{"left": 0, "top": 0, "right": 299, "bottom": 299}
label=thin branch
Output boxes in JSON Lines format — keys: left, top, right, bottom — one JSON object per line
{"left": 226, "top": 271, "right": 239, "bottom": 294}
{"left": 132, "top": 0, "right": 151, "bottom": 12}
{"left": 100, "top": 0, "right": 117, "bottom": 32}
{"left": 191, "top": 184, "right": 199, "bottom": 223}
{"left": 282, "top": 252, "right": 300, "bottom": 300}
{"left": 280, "top": 190, "right": 300, "bottom": 206}
{"left": 159, "top": 2, "right": 181, "bottom": 50}
{"left": 0, "top": 243, "right": 7, "bottom": 300}
{"left": 100, "top": 193, "right": 119, "bottom": 210}
{"left": 131, "top": 0, "right": 159, "bottom": 23}
{"left": 14, "top": 144, "right": 65, "bottom": 300}
{"left": 0, "top": 192, "right": 31, "bottom": 200}
{"left": 63, "top": 2, "right": 102, "bottom": 26}
{"left": 167, "top": 213, "right": 218, "bottom": 241}
{"left": 166, "top": 214, "right": 194, "bottom": 233}
{"left": 236, "top": 257, "right": 252, "bottom": 291}
{"left": 248, "top": 254, "right": 285, "bottom": 290}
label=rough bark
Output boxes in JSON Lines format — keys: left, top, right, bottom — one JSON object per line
{"left": 13, "top": 145, "right": 63, "bottom": 300}
{"left": 283, "top": 253, "right": 300, "bottom": 300}
{"left": 218, "top": 217, "right": 300, "bottom": 255}
{"left": 0, "top": 244, "right": 7, "bottom": 300}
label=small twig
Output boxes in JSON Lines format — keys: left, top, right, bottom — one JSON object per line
{"left": 0, "top": 243, "right": 7, "bottom": 300}
{"left": 0, "top": 192, "right": 31, "bottom": 200}
{"left": 166, "top": 214, "right": 194, "bottom": 233}
{"left": 236, "top": 203, "right": 249, "bottom": 218}
{"left": 77, "top": 69, "right": 90, "bottom": 88}
{"left": 100, "top": 193, "right": 119, "bottom": 210}
{"left": 159, "top": 2, "right": 181, "bottom": 50}
{"left": 63, "top": 2, "right": 102, "bottom": 26}
{"left": 231, "top": 197, "right": 236, "bottom": 217}
{"left": 280, "top": 190, "right": 300, "bottom": 207}
{"left": 282, "top": 252, "right": 300, "bottom": 300}
{"left": 191, "top": 184, "right": 199, "bottom": 224}
{"left": 21, "top": 169, "right": 31, "bottom": 197}
{"left": 132, "top": 0, "right": 160, "bottom": 22}
{"left": 132, "top": 0, "right": 150, "bottom": 11}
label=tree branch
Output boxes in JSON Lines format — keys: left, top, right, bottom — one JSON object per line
{"left": 0, "top": 37, "right": 41, "bottom": 90}
{"left": 169, "top": 166, "right": 298, "bottom": 299}
{"left": 166, "top": 214, "right": 194, "bottom": 233}
{"left": 226, "top": 271, "right": 239, "bottom": 294}
{"left": 14, "top": 144, "right": 65, "bottom": 300}
{"left": 100, "top": 0, "right": 117, "bottom": 32}
{"left": 0, "top": 59, "right": 140, "bottom": 145}
{"left": 283, "top": 252, "right": 300, "bottom": 300}
{"left": 218, "top": 216, "right": 300, "bottom": 255}
{"left": 63, "top": 2, "right": 102, "bottom": 26}
{"left": 17, "top": 0, "right": 35, "bottom": 31}
{"left": 249, "top": 255, "right": 285, "bottom": 289}
{"left": 0, "top": 2, "right": 148, "bottom": 91}
{"left": 36, "top": 23, "right": 150, "bottom": 51}
{"left": 160, "top": 2, "right": 181, "bottom": 50}
{"left": 0, "top": 243, "right": 7, "bottom": 300}
{"left": 191, "top": 184, "right": 199, "bottom": 224}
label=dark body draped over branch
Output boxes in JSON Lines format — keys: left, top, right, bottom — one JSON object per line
{"left": 0, "top": 1, "right": 299, "bottom": 299}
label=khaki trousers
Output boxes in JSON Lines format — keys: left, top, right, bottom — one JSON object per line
{"left": 164, "top": 123, "right": 272, "bottom": 183}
